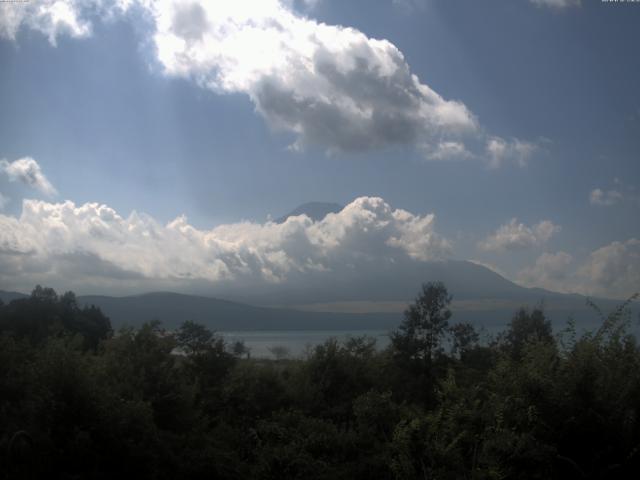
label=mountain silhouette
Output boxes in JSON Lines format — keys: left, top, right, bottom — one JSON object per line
{"left": 2, "top": 258, "right": 632, "bottom": 332}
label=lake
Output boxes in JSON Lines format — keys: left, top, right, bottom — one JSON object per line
{"left": 220, "top": 317, "right": 638, "bottom": 359}
{"left": 220, "top": 330, "right": 392, "bottom": 358}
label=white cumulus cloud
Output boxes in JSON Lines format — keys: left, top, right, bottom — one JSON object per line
{"left": 517, "top": 241, "right": 640, "bottom": 299}
{"left": 426, "top": 141, "right": 472, "bottom": 161}
{"left": 529, "top": 0, "right": 582, "bottom": 9}
{"left": 0, "top": 0, "right": 542, "bottom": 165}
{"left": 578, "top": 239, "right": 640, "bottom": 299}
{"left": 1, "top": 157, "right": 57, "bottom": 196}
{"left": 479, "top": 218, "right": 561, "bottom": 252}
{"left": 529, "top": 0, "right": 581, "bottom": 9}
{"left": 0, "top": 196, "right": 451, "bottom": 294}
{"left": 148, "top": 0, "right": 477, "bottom": 154}
{"left": 485, "top": 136, "right": 538, "bottom": 169}
{"left": 0, "top": 0, "right": 93, "bottom": 46}
{"left": 590, "top": 188, "right": 623, "bottom": 207}
{"left": 517, "top": 251, "right": 574, "bottom": 292}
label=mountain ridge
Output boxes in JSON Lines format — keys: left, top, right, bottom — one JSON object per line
{"left": 2, "top": 259, "right": 634, "bottom": 332}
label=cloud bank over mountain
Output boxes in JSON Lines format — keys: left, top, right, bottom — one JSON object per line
{"left": 0, "top": 189, "right": 637, "bottom": 299}
{"left": 517, "top": 241, "right": 640, "bottom": 300}
{"left": 0, "top": 195, "right": 451, "bottom": 294}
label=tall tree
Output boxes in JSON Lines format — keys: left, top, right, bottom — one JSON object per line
{"left": 498, "top": 307, "right": 552, "bottom": 359}
{"left": 391, "top": 281, "right": 452, "bottom": 364}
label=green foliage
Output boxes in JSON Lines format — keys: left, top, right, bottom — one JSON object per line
{"left": 175, "top": 320, "right": 215, "bottom": 355}
{"left": 222, "top": 361, "right": 290, "bottom": 421}
{"left": 497, "top": 306, "right": 553, "bottom": 359}
{"left": 0, "top": 285, "right": 112, "bottom": 349}
{"left": 450, "top": 321, "right": 480, "bottom": 358}
{"left": 1, "top": 285, "right": 639, "bottom": 479}
{"left": 391, "top": 281, "right": 452, "bottom": 364}
{"left": 305, "top": 336, "right": 380, "bottom": 419}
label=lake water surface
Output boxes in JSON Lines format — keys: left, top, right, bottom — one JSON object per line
{"left": 221, "top": 330, "right": 391, "bottom": 358}
{"left": 220, "top": 318, "right": 640, "bottom": 359}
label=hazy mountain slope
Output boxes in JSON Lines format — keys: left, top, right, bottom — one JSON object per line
{"left": 68, "top": 290, "right": 639, "bottom": 333}
{"left": 197, "top": 259, "right": 634, "bottom": 330}
{"left": 213, "top": 259, "right": 564, "bottom": 306}
{"left": 2, "top": 257, "right": 635, "bottom": 332}
{"left": 0, "top": 290, "right": 28, "bottom": 303}
{"left": 77, "top": 292, "right": 398, "bottom": 330}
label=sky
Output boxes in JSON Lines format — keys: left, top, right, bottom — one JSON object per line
{"left": 0, "top": 0, "right": 639, "bottom": 300}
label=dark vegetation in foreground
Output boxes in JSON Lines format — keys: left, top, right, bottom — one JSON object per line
{"left": 1, "top": 284, "right": 639, "bottom": 479}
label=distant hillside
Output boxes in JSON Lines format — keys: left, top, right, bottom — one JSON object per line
{"left": 213, "top": 259, "right": 595, "bottom": 306}
{"left": 2, "top": 258, "right": 635, "bottom": 332}
{"left": 77, "top": 292, "right": 398, "bottom": 331}
{"left": 0, "top": 290, "right": 28, "bottom": 304}
{"left": 275, "top": 202, "right": 343, "bottom": 223}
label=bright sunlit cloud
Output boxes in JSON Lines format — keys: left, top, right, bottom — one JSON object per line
{"left": 478, "top": 218, "right": 561, "bottom": 252}
{"left": 0, "top": 0, "right": 539, "bottom": 166}
{"left": 0, "top": 195, "right": 450, "bottom": 293}
{"left": 1, "top": 157, "right": 57, "bottom": 196}
{"left": 148, "top": 0, "right": 478, "bottom": 155}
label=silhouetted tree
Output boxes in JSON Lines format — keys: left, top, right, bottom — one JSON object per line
{"left": 498, "top": 306, "right": 553, "bottom": 359}
{"left": 0, "top": 286, "right": 111, "bottom": 348}
{"left": 1, "top": 284, "right": 638, "bottom": 480}
{"left": 391, "top": 281, "right": 452, "bottom": 363}
{"left": 176, "top": 320, "right": 214, "bottom": 356}
{"left": 449, "top": 322, "right": 479, "bottom": 358}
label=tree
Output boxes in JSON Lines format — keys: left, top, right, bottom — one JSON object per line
{"left": 31, "top": 285, "right": 58, "bottom": 303}
{"left": 174, "top": 320, "right": 236, "bottom": 412}
{"left": 268, "top": 345, "right": 291, "bottom": 360}
{"left": 0, "top": 287, "right": 111, "bottom": 348}
{"left": 498, "top": 307, "right": 553, "bottom": 359}
{"left": 232, "top": 340, "right": 250, "bottom": 358}
{"left": 175, "top": 320, "right": 214, "bottom": 356}
{"left": 449, "top": 322, "right": 479, "bottom": 358}
{"left": 391, "top": 282, "right": 452, "bottom": 364}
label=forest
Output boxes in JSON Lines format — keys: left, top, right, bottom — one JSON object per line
{"left": 1, "top": 283, "right": 639, "bottom": 479}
